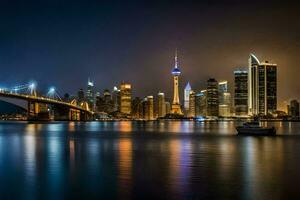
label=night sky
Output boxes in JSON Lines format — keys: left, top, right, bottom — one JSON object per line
{"left": 0, "top": 0, "right": 299, "bottom": 109}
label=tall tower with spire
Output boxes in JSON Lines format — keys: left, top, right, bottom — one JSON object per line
{"left": 170, "top": 50, "right": 183, "bottom": 115}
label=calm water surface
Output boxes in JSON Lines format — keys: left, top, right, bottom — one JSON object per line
{"left": 0, "top": 121, "right": 300, "bottom": 200}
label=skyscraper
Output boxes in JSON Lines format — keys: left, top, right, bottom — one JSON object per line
{"left": 103, "top": 89, "right": 111, "bottom": 102}
{"left": 86, "top": 78, "right": 95, "bottom": 111}
{"left": 157, "top": 92, "right": 166, "bottom": 118}
{"left": 234, "top": 69, "right": 248, "bottom": 116}
{"left": 170, "top": 50, "right": 183, "bottom": 115}
{"left": 288, "top": 100, "right": 299, "bottom": 119}
{"left": 184, "top": 82, "right": 191, "bottom": 114}
{"left": 120, "top": 83, "right": 132, "bottom": 115}
{"left": 218, "top": 81, "right": 231, "bottom": 117}
{"left": 96, "top": 96, "right": 105, "bottom": 112}
{"left": 146, "top": 96, "right": 154, "bottom": 120}
{"left": 219, "top": 93, "right": 231, "bottom": 117}
{"left": 188, "top": 90, "right": 195, "bottom": 117}
{"left": 112, "top": 86, "right": 120, "bottom": 112}
{"left": 165, "top": 101, "right": 171, "bottom": 115}
{"left": 218, "top": 81, "right": 228, "bottom": 94}
{"left": 77, "top": 88, "right": 85, "bottom": 103}
{"left": 195, "top": 90, "right": 207, "bottom": 117}
{"left": 132, "top": 97, "right": 142, "bottom": 119}
{"left": 101, "top": 89, "right": 113, "bottom": 113}
{"left": 207, "top": 78, "right": 219, "bottom": 117}
{"left": 248, "top": 54, "right": 277, "bottom": 116}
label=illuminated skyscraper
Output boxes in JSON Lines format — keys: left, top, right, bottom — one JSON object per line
{"left": 234, "top": 69, "right": 248, "bottom": 116}
{"left": 184, "top": 82, "right": 191, "bottom": 114}
{"left": 218, "top": 81, "right": 231, "bottom": 117}
{"left": 248, "top": 54, "right": 277, "bottom": 115}
{"left": 207, "top": 78, "right": 219, "bottom": 117}
{"left": 195, "top": 90, "right": 207, "bottom": 116}
{"left": 157, "top": 92, "right": 166, "bottom": 118}
{"left": 288, "top": 100, "right": 299, "bottom": 119}
{"left": 188, "top": 90, "right": 195, "bottom": 117}
{"left": 218, "top": 81, "right": 228, "bottom": 94}
{"left": 219, "top": 93, "right": 231, "bottom": 117}
{"left": 120, "top": 83, "right": 132, "bottom": 115}
{"left": 86, "top": 78, "right": 95, "bottom": 111}
{"left": 112, "top": 86, "right": 121, "bottom": 112}
{"left": 170, "top": 50, "right": 183, "bottom": 115}
{"left": 141, "top": 98, "right": 147, "bottom": 119}
{"left": 146, "top": 96, "right": 154, "bottom": 120}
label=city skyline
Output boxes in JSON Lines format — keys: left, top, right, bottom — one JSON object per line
{"left": 0, "top": 52, "right": 286, "bottom": 112}
{"left": 0, "top": 1, "right": 299, "bottom": 107}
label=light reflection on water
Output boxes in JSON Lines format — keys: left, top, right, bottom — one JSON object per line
{"left": 0, "top": 121, "right": 299, "bottom": 199}
{"left": 118, "top": 139, "right": 132, "bottom": 198}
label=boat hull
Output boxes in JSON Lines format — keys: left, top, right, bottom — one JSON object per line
{"left": 236, "top": 127, "right": 276, "bottom": 136}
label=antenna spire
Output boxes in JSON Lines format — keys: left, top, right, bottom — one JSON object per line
{"left": 175, "top": 49, "right": 178, "bottom": 69}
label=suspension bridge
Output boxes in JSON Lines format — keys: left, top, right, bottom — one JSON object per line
{"left": 0, "top": 82, "right": 93, "bottom": 121}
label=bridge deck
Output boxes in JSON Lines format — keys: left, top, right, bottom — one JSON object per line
{"left": 0, "top": 92, "right": 92, "bottom": 113}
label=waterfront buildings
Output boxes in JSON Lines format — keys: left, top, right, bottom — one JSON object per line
{"left": 234, "top": 69, "right": 248, "bottom": 116}
{"left": 95, "top": 90, "right": 113, "bottom": 114}
{"left": 207, "top": 78, "right": 219, "bottom": 117}
{"left": 137, "top": 96, "right": 154, "bottom": 120}
{"left": 157, "top": 92, "right": 166, "bottom": 118}
{"left": 248, "top": 54, "right": 277, "bottom": 116}
{"left": 73, "top": 52, "right": 280, "bottom": 120}
{"left": 120, "top": 83, "right": 132, "bottom": 115}
{"left": 170, "top": 51, "right": 183, "bottom": 115}
{"left": 184, "top": 82, "right": 191, "bottom": 115}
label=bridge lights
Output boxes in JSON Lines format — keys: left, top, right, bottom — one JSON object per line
{"left": 49, "top": 87, "right": 55, "bottom": 94}
{"left": 29, "top": 82, "right": 37, "bottom": 96}
{"left": 47, "top": 87, "right": 61, "bottom": 100}
{"left": 47, "top": 87, "right": 56, "bottom": 98}
{"left": 29, "top": 83, "right": 36, "bottom": 90}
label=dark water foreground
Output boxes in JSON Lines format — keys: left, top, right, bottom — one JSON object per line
{"left": 0, "top": 121, "right": 300, "bottom": 200}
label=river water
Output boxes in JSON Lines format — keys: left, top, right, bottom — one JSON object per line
{"left": 0, "top": 121, "right": 299, "bottom": 199}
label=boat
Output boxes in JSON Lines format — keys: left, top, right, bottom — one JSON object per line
{"left": 236, "top": 121, "right": 276, "bottom": 136}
